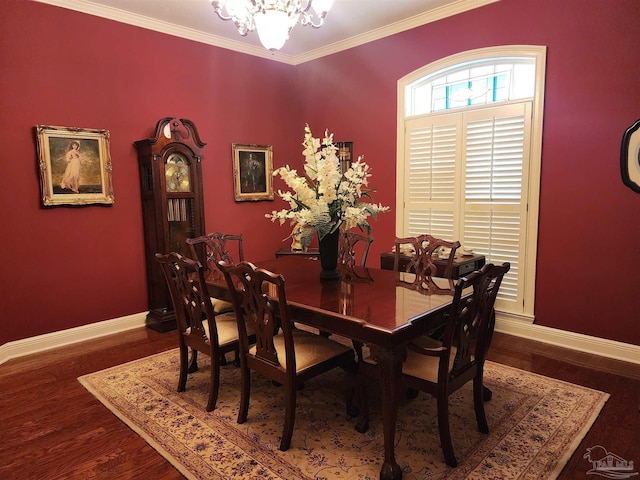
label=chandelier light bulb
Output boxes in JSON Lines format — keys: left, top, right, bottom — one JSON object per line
{"left": 225, "top": 0, "right": 250, "bottom": 19}
{"left": 211, "top": 0, "right": 333, "bottom": 51}
{"left": 255, "top": 9, "right": 291, "bottom": 51}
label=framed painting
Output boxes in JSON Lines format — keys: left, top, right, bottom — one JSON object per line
{"left": 335, "top": 141, "right": 353, "bottom": 173}
{"left": 621, "top": 119, "right": 640, "bottom": 193}
{"left": 232, "top": 143, "right": 274, "bottom": 201}
{"left": 35, "top": 125, "right": 114, "bottom": 206}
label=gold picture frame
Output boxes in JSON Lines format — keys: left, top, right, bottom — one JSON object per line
{"left": 35, "top": 125, "right": 114, "bottom": 206}
{"left": 232, "top": 143, "right": 273, "bottom": 201}
{"left": 335, "top": 141, "right": 353, "bottom": 173}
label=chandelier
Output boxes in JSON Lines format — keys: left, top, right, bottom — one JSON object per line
{"left": 211, "top": 0, "right": 334, "bottom": 52}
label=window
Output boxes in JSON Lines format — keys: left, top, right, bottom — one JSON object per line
{"left": 397, "top": 46, "right": 546, "bottom": 321}
{"left": 406, "top": 59, "right": 536, "bottom": 115}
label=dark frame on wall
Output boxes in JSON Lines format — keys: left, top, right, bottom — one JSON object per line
{"left": 335, "top": 141, "right": 353, "bottom": 174}
{"left": 232, "top": 143, "right": 274, "bottom": 201}
{"left": 35, "top": 125, "right": 114, "bottom": 206}
{"left": 621, "top": 118, "right": 640, "bottom": 193}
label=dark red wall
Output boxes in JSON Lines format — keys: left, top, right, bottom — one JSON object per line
{"left": 1, "top": 0, "right": 638, "bottom": 346}
{"left": 0, "top": 0, "right": 300, "bottom": 343}
{"left": 296, "top": 0, "right": 640, "bottom": 345}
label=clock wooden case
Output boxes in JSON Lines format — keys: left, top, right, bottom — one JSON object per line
{"left": 134, "top": 118, "right": 206, "bottom": 332}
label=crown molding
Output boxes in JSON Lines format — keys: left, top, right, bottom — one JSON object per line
{"left": 33, "top": 0, "right": 499, "bottom": 65}
{"left": 295, "top": 0, "right": 499, "bottom": 64}
{"left": 32, "top": 0, "right": 297, "bottom": 63}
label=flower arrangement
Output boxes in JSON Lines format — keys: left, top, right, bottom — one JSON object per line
{"left": 266, "top": 125, "right": 389, "bottom": 245}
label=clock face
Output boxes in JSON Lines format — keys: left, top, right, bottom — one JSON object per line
{"left": 165, "top": 153, "right": 191, "bottom": 192}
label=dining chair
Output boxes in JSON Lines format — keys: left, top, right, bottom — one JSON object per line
{"left": 339, "top": 230, "right": 374, "bottom": 268}
{"left": 186, "top": 232, "right": 244, "bottom": 314}
{"left": 394, "top": 234, "right": 461, "bottom": 292}
{"left": 155, "top": 252, "right": 252, "bottom": 412}
{"left": 217, "top": 260, "right": 358, "bottom": 451}
{"left": 356, "top": 262, "right": 510, "bottom": 467}
{"left": 186, "top": 232, "right": 244, "bottom": 368}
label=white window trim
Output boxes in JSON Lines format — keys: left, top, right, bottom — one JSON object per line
{"left": 396, "top": 45, "right": 547, "bottom": 323}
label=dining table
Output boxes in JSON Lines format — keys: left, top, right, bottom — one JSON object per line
{"left": 205, "top": 255, "right": 459, "bottom": 480}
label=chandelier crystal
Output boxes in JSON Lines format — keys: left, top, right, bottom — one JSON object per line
{"left": 211, "top": 0, "right": 334, "bottom": 51}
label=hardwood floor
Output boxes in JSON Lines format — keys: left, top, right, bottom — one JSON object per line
{"left": 0, "top": 329, "right": 638, "bottom": 479}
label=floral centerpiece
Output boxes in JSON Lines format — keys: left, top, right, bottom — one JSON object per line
{"left": 266, "top": 125, "right": 389, "bottom": 277}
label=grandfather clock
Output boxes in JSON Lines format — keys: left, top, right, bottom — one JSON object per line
{"left": 134, "top": 118, "right": 206, "bottom": 332}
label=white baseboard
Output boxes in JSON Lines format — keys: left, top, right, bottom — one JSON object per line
{"left": 0, "top": 312, "right": 147, "bottom": 365}
{"left": 1, "top": 311, "right": 638, "bottom": 366}
{"left": 495, "top": 315, "right": 640, "bottom": 365}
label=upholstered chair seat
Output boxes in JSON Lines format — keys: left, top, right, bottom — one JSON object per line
{"left": 210, "top": 298, "right": 235, "bottom": 314}
{"left": 249, "top": 329, "right": 353, "bottom": 372}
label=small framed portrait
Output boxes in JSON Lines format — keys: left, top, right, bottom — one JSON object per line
{"left": 335, "top": 141, "right": 353, "bottom": 173}
{"left": 232, "top": 143, "right": 273, "bottom": 201}
{"left": 621, "top": 119, "right": 640, "bottom": 193}
{"left": 35, "top": 125, "right": 114, "bottom": 206}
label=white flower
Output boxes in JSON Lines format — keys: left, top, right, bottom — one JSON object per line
{"left": 266, "top": 125, "right": 390, "bottom": 240}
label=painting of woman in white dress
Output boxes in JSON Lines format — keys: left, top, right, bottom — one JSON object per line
{"left": 35, "top": 125, "right": 115, "bottom": 206}
{"left": 49, "top": 137, "right": 102, "bottom": 195}
{"left": 60, "top": 140, "right": 82, "bottom": 193}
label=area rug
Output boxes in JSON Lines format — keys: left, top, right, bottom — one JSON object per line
{"left": 78, "top": 349, "right": 608, "bottom": 480}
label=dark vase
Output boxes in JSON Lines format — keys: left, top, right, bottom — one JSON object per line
{"left": 318, "top": 229, "right": 340, "bottom": 280}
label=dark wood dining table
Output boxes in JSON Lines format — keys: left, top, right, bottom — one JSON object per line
{"left": 205, "top": 255, "right": 458, "bottom": 480}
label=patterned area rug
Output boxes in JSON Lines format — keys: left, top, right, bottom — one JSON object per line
{"left": 79, "top": 349, "right": 608, "bottom": 480}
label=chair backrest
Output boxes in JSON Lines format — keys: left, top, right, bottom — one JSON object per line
{"left": 218, "top": 261, "right": 295, "bottom": 373}
{"left": 155, "top": 252, "right": 218, "bottom": 346}
{"left": 339, "top": 231, "right": 374, "bottom": 268}
{"left": 394, "top": 234, "right": 461, "bottom": 287}
{"left": 186, "top": 232, "right": 244, "bottom": 280}
{"left": 440, "top": 262, "right": 510, "bottom": 379}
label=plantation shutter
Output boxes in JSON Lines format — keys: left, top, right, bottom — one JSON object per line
{"left": 462, "top": 103, "right": 531, "bottom": 312}
{"left": 403, "top": 102, "right": 532, "bottom": 314}
{"left": 403, "top": 114, "right": 459, "bottom": 241}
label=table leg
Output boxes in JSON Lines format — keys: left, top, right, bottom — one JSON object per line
{"left": 374, "top": 345, "right": 404, "bottom": 480}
